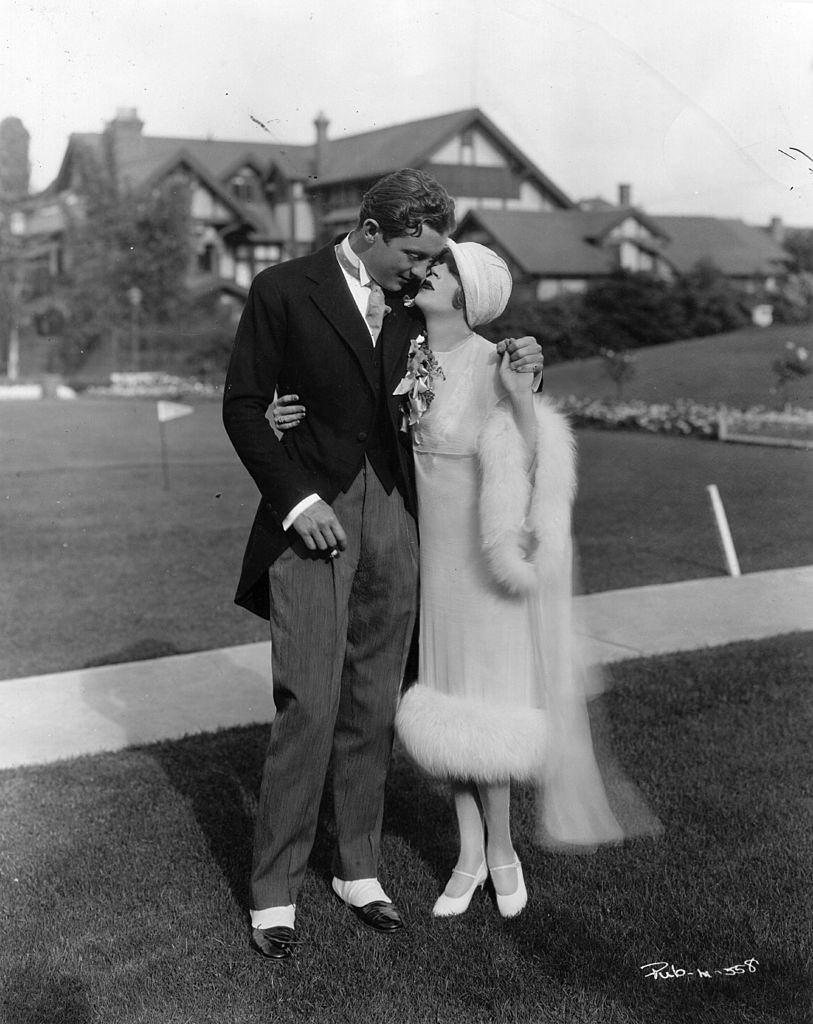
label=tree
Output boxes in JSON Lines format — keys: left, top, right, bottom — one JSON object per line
{"left": 482, "top": 293, "right": 595, "bottom": 364}
{"left": 581, "top": 270, "right": 690, "bottom": 350}
{"left": 771, "top": 341, "right": 810, "bottom": 408}
{"left": 0, "top": 225, "right": 15, "bottom": 374}
{"left": 599, "top": 347, "right": 637, "bottom": 399}
{"left": 783, "top": 229, "right": 813, "bottom": 274}
{"left": 56, "top": 146, "right": 191, "bottom": 372}
{"left": 675, "top": 259, "right": 750, "bottom": 337}
{"left": 0, "top": 198, "right": 27, "bottom": 377}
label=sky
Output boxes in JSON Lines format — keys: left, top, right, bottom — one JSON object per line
{"left": 3, "top": 0, "right": 813, "bottom": 226}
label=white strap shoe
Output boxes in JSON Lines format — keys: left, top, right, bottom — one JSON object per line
{"left": 489, "top": 856, "right": 527, "bottom": 918}
{"left": 432, "top": 861, "right": 488, "bottom": 917}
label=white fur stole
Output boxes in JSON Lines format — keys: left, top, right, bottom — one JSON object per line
{"left": 477, "top": 395, "right": 576, "bottom": 593}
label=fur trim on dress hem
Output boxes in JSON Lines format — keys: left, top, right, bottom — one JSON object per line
{"left": 395, "top": 684, "right": 547, "bottom": 783}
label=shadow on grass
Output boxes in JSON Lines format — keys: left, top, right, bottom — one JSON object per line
{"left": 383, "top": 751, "right": 459, "bottom": 883}
{"left": 75, "top": 626, "right": 455, "bottom": 916}
{"left": 137, "top": 730, "right": 457, "bottom": 915}
{"left": 79, "top": 639, "right": 272, "bottom": 914}
{"left": 2, "top": 966, "right": 92, "bottom": 1024}
{"left": 2, "top": 635, "right": 810, "bottom": 1023}
{"left": 85, "top": 637, "right": 186, "bottom": 667}
{"left": 147, "top": 726, "right": 266, "bottom": 912}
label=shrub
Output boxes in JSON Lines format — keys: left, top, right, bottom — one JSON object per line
{"left": 481, "top": 293, "right": 595, "bottom": 364}
{"left": 582, "top": 270, "right": 691, "bottom": 349}
{"left": 769, "top": 273, "right": 813, "bottom": 325}
{"left": 675, "top": 260, "right": 751, "bottom": 336}
{"left": 599, "top": 347, "right": 637, "bottom": 399}
{"left": 485, "top": 262, "right": 760, "bottom": 363}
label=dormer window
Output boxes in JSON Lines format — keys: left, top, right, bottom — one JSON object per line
{"left": 231, "top": 173, "right": 255, "bottom": 202}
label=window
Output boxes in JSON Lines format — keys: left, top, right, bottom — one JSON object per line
{"left": 235, "top": 261, "right": 252, "bottom": 288}
{"left": 231, "top": 174, "right": 255, "bottom": 202}
{"left": 461, "top": 129, "right": 474, "bottom": 166}
{"left": 197, "top": 244, "right": 216, "bottom": 273}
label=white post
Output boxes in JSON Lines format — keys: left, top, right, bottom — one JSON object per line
{"left": 6, "top": 324, "right": 19, "bottom": 381}
{"left": 706, "top": 484, "right": 741, "bottom": 577}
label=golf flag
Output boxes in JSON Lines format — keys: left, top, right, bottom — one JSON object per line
{"left": 157, "top": 400, "right": 194, "bottom": 423}
{"left": 156, "top": 401, "right": 194, "bottom": 490}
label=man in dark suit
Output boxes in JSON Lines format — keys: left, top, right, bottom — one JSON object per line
{"left": 223, "top": 169, "right": 541, "bottom": 960}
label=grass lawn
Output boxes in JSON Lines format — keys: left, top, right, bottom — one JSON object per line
{"left": 1, "top": 387, "right": 811, "bottom": 679}
{"left": 543, "top": 323, "right": 813, "bottom": 409}
{"left": 1, "top": 633, "right": 810, "bottom": 1024}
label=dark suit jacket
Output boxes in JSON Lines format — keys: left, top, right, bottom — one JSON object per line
{"left": 223, "top": 240, "right": 421, "bottom": 619}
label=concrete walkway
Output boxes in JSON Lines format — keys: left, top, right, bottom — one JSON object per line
{"left": 1, "top": 566, "right": 810, "bottom": 771}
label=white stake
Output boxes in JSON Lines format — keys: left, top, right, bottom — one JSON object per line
{"left": 706, "top": 484, "right": 741, "bottom": 577}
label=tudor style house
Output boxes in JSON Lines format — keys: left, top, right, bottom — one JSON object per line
{"left": 39, "top": 106, "right": 574, "bottom": 304}
{"left": 455, "top": 188, "right": 675, "bottom": 302}
{"left": 455, "top": 184, "right": 791, "bottom": 302}
{"left": 644, "top": 214, "right": 791, "bottom": 294}
{"left": 4, "top": 106, "right": 795, "bottom": 367}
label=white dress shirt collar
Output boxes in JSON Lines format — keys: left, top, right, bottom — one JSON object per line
{"left": 339, "top": 234, "right": 373, "bottom": 288}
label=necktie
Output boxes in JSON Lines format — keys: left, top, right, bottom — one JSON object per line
{"left": 364, "top": 281, "right": 387, "bottom": 341}
{"left": 335, "top": 244, "right": 390, "bottom": 342}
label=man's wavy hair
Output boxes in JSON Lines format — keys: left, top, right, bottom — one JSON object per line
{"left": 357, "top": 169, "right": 456, "bottom": 241}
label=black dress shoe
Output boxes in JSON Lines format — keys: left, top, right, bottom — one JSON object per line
{"left": 252, "top": 925, "right": 297, "bottom": 960}
{"left": 349, "top": 900, "right": 404, "bottom": 933}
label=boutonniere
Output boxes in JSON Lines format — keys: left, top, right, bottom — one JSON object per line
{"left": 393, "top": 333, "right": 445, "bottom": 432}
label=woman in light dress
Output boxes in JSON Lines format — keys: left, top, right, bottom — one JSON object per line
{"left": 274, "top": 240, "right": 629, "bottom": 921}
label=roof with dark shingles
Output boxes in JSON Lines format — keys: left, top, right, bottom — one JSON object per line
{"left": 62, "top": 131, "right": 313, "bottom": 189}
{"left": 312, "top": 108, "right": 572, "bottom": 208}
{"left": 459, "top": 209, "right": 790, "bottom": 279}
{"left": 313, "top": 109, "right": 480, "bottom": 183}
{"left": 458, "top": 209, "right": 626, "bottom": 275}
{"left": 310, "top": 108, "right": 573, "bottom": 208}
{"left": 576, "top": 207, "right": 669, "bottom": 243}
{"left": 651, "top": 216, "right": 790, "bottom": 276}
{"left": 57, "top": 108, "right": 572, "bottom": 209}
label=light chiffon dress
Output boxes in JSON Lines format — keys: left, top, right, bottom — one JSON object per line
{"left": 410, "top": 333, "right": 538, "bottom": 715}
{"left": 397, "top": 332, "right": 640, "bottom": 848}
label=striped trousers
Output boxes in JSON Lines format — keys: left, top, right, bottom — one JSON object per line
{"left": 251, "top": 459, "right": 418, "bottom": 910}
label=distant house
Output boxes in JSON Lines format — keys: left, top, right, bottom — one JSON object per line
{"left": 455, "top": 183, "right": 793, "bottom": 304}
{"left": 455, "top": 195, "right": 674, "bottom": 302}
{"left": 647, "top": 215, "right": 791, "bottom": 294}
{"left": 305, "top": 108, "right": 573, "bottom": 243}
{"left": 16, "top": 106, "right": 573, "bottom": 308}
{"left": 6, "top": 112, "right": 796, "bottom": 331}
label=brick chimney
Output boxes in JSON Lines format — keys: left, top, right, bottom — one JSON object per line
{"left": 769, "top": 216, "right": 785, "bottom": 245}
{"left": 313, "top": 111, "right": 329, "bottom": 180}
{"left": 618, "top": 183, "right": 632, "bottom": 207}
{"left": 103, "top": 108, "right": 145, "bottom": 187}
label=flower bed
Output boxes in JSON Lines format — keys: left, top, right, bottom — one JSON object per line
{"left": 718, "top": 407, "right": 813, "bottom": 447}
{"left": 82, "top": 372, "right": 222, "bottom": 398}
{"left": 556, "top": 395, "right": 813, "bottom": 446}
